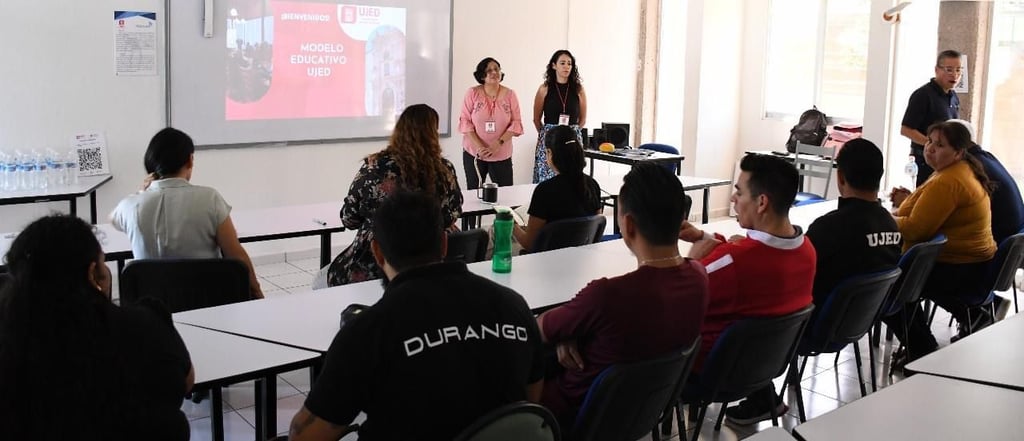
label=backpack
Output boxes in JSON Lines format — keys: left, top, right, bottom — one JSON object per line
{"left": 786, "top": 107, "right": 828, "bottom": 153}
{"left": 822, "top": 123, "right": 863, "bottom": 156}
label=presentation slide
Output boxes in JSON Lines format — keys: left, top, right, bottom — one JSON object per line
{"left": 168, "top": 0, "right": 452, "bottom": 147}
{"left": 225, "top": 2, "right": 405, "bottom": 121}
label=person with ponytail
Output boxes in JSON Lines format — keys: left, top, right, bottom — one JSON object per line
{"left": 110, "top": 127, "right": 263, "bottom": 299}
{"left": 0, "top": 215, "right": 193, "bottom": 441}
{"left": 323, "top": 104, "right": 463, "bottom": 287}
{"left": 514, "top": 125, "right": 601, "bottom": 252}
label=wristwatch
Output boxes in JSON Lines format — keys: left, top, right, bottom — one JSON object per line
{"left": 498, "top": 138, "right": 505, "bottom": 145}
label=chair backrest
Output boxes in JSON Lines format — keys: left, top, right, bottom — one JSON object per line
{"left": 446, "top": 229, "right": 489, "bottom": 263}
{"left": 805, "top": 268, "right": 901, "bottom": 353}
{"left": 697, "top": 304, "right": 815, "bottom": 403}
{"left": 453, "top": 401, "right": 560, "bottom": 441}
{"left": 986, "top": 231, "right": 1024, "bottom": 293}
{"left": 0, "top": 272, "right": 9, "bottom": 291}
{"left": 119, "top": 258, "right": 251, "bottom": 313}
{"left": 881, "top": 234, "right": 947, "bottom": 316}
{"left": 531, "top": 215, "right": 607, "bottom": 253}
{"left": 639, "top": 143, "right": 680, "bottom": 173}
{"left": 573, "top": 339, "right": 700, "bottom": 441}
{"left": 793, "top": 142, "right": 837, "bottom": 199}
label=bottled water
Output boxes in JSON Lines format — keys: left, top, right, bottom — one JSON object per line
{"left": 66, "top": 148, "right": 79, "bottom": 185}
{"left": 0, "top": 152, "right": 9, "bottom": 193}
{"left": 47, "top": 149, "right": 64, "bottom": 187}
{"left": 34, "top": 150, "right": 48, "bottom": 191}
{"left": 2, "top": 153, "right": 16, "bottom": 192}
{"left": 15, "top": 150, "right": 33, "bottom": 191}
{"left": 903, "top": 156, "right": 918, "bottom": 189}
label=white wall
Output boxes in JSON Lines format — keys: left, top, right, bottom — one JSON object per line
{"left": 0, "top": 0, "right": 642, "bottom": 257}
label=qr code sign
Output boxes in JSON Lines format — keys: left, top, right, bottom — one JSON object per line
{"left": 78, "top": 147, "right": 105, "bottom": 173}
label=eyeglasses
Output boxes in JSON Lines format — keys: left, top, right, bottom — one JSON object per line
{"left": 937, "top": 66, "right": 963, "bottom": 74}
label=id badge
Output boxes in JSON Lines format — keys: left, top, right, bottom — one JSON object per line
{"left": 558, "top": 114, "right": 570, "bottom": 126}
{"left": 485, "top": 121, "right": 496, "bottom": 133}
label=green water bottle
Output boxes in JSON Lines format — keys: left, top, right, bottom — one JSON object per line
{"left": 492, "top": 211, "right": 514, "bottom": 273}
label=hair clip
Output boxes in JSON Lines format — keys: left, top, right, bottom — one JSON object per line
{"left": 565, "top": 140, "right": 577, "bottom": 145}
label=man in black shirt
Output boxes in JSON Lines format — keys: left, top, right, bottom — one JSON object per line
{"left": 900, "top": 49, "right": 963, "bottom": 186}
{"left": 289, "top": 190, "right": 545, "bottom": 441}
{"left": 727, "top": 138, "right": 900, "bottom": 425}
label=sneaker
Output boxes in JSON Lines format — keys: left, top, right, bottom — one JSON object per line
{"left": 994, "top": 296, "right": 1011, "bottom": 322}
{"left": 724, "top": 399, "right": 788, "bottom": 426}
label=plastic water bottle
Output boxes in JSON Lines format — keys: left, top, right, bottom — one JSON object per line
{"left": 492, "top": 211, "right": 514, "bottom": 273}
{"left": 34, "top": 151, "right": 48, "bottom": 190}
{"left": 2, "top": 153, "right": 16, "bottom": 192}
{"left": 15, "top": 150, "right": 32, "bottom": 191}
{"left": 47, "top": 149, "right": 64, "bottom": 187}
{"left": 65, "top": 148, "right": 79, "bottom": 185}
{"left": 903, "top": 155, "right": 918, "bottom": 189}
{"left": 0, "top": 152, "right": 9, "bottom": 193}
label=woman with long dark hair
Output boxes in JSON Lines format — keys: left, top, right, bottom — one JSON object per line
{"left": 887, "top": 121, "right": 997, "bottom": 366}
{"left": 0, "top": 215, "right": 194, "bottom": 440}
{"left": 514, "top": 125, "right": 601, "bottom": 251}
{"left": 324, "top": 104, "right": 463, "bottom": 287}
{"left": 532, "top": 49, "right": 587, "bottom": 183}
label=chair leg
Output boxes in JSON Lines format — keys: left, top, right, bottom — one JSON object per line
{"left": 690, "top": 403, "right": 709, "bottom": 441}
{"left": 852, "top": 342, "right": 868, "bottom": 397}
{"left": 1014, "top": 284, "right": 1019, "bottom": 314}
{"left": 866, "top": 339, "right": 878, "bottom": 392}
{"left": 833, "top": 352, "right": 841, "bottom": 367}
{"left": 714, "top": 403, "right": 727, "bottom": 431}
{"left": 885, "top": 324, "right": 894, "bottom": 342}
{"left": 676, "top": 400, "right": 685, "bottom": 435}
{"left": 661, "top": 401, "right": 675, "bottom": 435}
{"left": 796, "top": 356, "right": 810, "bottom": 423}
{"left": 871, "top": 320, "right": 881, "bottom": 347}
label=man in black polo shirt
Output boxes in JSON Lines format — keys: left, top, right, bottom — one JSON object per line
{"left": 288, "top": 190, "right": 545, "bottom": 441}
{"left": 900, "top": 49, "right": 963, "bottom": 186}
{"left": 727, "top": 138, "right": 901, "bottom": 425}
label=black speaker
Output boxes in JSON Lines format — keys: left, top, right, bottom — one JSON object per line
{"left": 590, "top": 128, "right": 606, "bottom": 149}
{"left": 601, "top": 122, "right": 630, "bottom": 148}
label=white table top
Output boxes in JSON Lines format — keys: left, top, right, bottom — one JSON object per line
{"left": 591, "top": 174, "right": 730, "bottom": 197}
{"left": 0, "top": 174, "right": 112, "bottom": 201}
{"left": 461, "top": 183, "right": 536, "bottom": 216}
{"left": 175, "top": 245, "right": 639, "bottom": 352}
{"left": 792, "top": 374, "right": 1024, "bottom": 441}
{"left": 906, "top": 313, "right": 1024, "bottom": 391}
{"left": 176, "top": 322, "right": 320, "bottom": 386}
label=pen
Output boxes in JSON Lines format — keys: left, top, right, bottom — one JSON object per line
{"left": 312, "top": 218, "right": 328, "bottom": 226}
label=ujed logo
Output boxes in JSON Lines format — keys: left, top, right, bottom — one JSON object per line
{"left": 118, "top": 19, "right": 126, "bottom": 28}
{"left": 340, "top": 5, "right": 356, "bottom": 23}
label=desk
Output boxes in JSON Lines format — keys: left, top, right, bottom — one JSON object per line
{"left": 792, "top": 374, "right": 1024, "bottom": 441}
{"left": 906, "top": 313, "right": 1024, "bottom": 391}
{"left": 178, "top": 323, "right": 320, "bottom": 441}
{"left": 585, "top": 149, "right": 684, "bottom": 176}
{"left": 0, "top": 175, "right": 112, "bottom": 223}
{"left": 460, "top": 184, "right": 536, "bottom": 230}
{"left": 175, "top": 246, "right": 638, "bottom": 352}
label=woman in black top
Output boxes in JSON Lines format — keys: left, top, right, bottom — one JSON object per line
{"left": 515, "top": 125, "right": 602, "bottom": 251}
{"left": 0, "top": 215, "right": 194, "bottom": 441}
{"left": 532, "top": 49, "right": 587, "bottom": 183}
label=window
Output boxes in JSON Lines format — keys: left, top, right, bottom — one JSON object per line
{"left": 764, "top": 0, "right": 871, "bottom": 120}
{"left": 983, "top": 1, "right": 1024, "bottom": 181}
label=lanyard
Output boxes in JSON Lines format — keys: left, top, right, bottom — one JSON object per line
{"left": 555, "top": 83, "right": 569, "bottom": 113}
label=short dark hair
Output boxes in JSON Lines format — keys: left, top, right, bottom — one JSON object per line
{"left": 619, "top": 163, "right": 686, "bottom": 245}
{"left": 371, "top": 190, "right": 444, "bottom": 272}
{"left": 472, "top": 57, "right": 504, "bottom": 84}
{"left": 144, "top": 127, "right": 195, "bottom": 178}
{"left": 740, "top": 154, "right": 798, "bottom": 215}
{"left": 836, "top": 138, "right": 884, "bottom": 192}
{"left": 936, "top": 49, "right": 962, "bottom": 66}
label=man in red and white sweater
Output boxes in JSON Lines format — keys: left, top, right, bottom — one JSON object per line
{"left": 680, "top": 153, "right": 815, "bottom": 424}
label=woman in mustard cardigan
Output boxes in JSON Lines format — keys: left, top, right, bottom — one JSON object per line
{"left": 888, "top": 121, "right": 996, "bottom": 365}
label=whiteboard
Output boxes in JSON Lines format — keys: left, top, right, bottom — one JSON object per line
{"left": 167, "top": 0, "right": 453, "bottom": 147}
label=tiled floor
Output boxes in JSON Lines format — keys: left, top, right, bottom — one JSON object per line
{"left": 182, "top": 243, "right": 1020, "bottom": 441}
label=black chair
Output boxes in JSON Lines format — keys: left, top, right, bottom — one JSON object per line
{"left": 938, "top": 231, "right": 1024, "bottom": 336}
{"left": 639, "top": 143, "right": 680, "bottom": 174}
{"left": 454, "top": 401, "right": 560, "bottom": 441}
{"left": 0, "top": 272, "right": 9, "bottom": 291}
{"left": 446, "top": 229, "right": 489, "bottom": 263}
{"left": 573, "top": 339, "right": 700, "bottom": 441}
{"left": 119, "top": 258, "right": 251, "bottom": 312}
{"left": 784, "top": 269, "right": 901, "bottom": 422}
{"left": 872, "top": 234, "right": 946, "bottom": 357}
{"left": 680, "top": 304, "right": 815, "bottom": 440}
{"left": 530, "top": 215, "right": 607, "bottom": 253}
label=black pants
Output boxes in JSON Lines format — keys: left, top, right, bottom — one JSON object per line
{"left": 911, "top": 147, "right": 934, "bottom": 187}
{"left": 882, "top": 259, "right": 991, "bottom": 357}
{"left": 463, "top": 151, "right": 513, "bottom": 189}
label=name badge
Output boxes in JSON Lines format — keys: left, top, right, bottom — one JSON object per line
{"left": 558, "top": 114, "right": 570, "bottom": 126}
{"left": 485, "top": 121, "right": 496, "bottom": 133}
